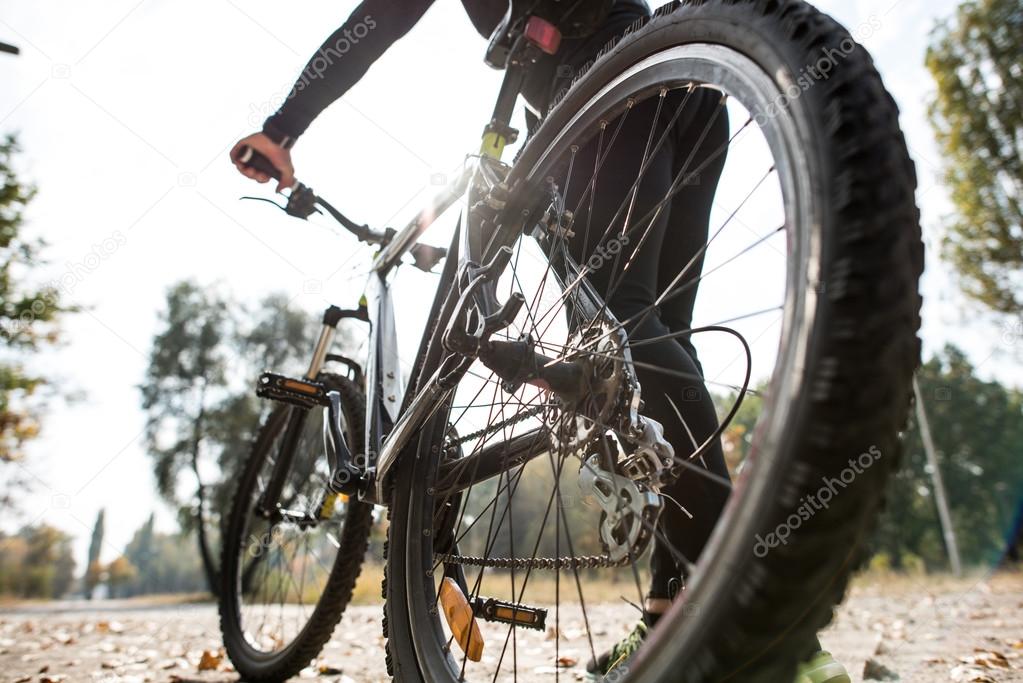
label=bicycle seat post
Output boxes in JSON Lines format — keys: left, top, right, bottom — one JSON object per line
{"left": 480, "top": 16, "right": 562, "bottom": 160}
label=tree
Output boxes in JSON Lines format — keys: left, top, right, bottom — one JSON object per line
{"left": 0, "top": 135, "right": 73, "bottom": 503}
{"left": 871, "top": 345, "right": 1023, "bottom": 569}
{"left": 927, "top": 0, "right": 1023, "bottom": 313}
{"left": 84, "top": 508, "right": 105, "bottom": 599}
{"left": 106, "top": 556, "right": 138, "bottom": 598}
{"left": 141, "top": 282, "right": 231, "bottom": 595}
{"left": 140, "top": 285, "right": 333, "bottom": 595}
{"left": 123, "top": 513, "right": 156, "bottom": 594}
{"left": 0, "top": 524, "right": 76, "bottom": 598}
{"left": 116, "top": 515, "right": 208, "bottom": 597}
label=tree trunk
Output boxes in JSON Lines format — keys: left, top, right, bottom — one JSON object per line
{"left": 191, "top": 386, "right": 220, "bottom": 597}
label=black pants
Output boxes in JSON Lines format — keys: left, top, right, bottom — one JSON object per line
{"left": 529, "top": 6, "right": 732, "bottom": 602}
{"left": 552, "top": 88, "right": 732, "bottom": 600}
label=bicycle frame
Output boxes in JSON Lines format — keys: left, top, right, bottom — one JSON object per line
{"left": 259, "top": 19, "right": 580, "bottom": 507}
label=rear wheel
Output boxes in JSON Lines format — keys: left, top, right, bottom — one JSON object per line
{"left": 384, "top": 1, "right": 921, "bottom": 681}
{"left": 219, "top": 373, "right": 373, "bottom": 682}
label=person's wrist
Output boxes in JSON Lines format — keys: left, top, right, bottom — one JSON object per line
{"left": 261, "top": 120, "right": 297, "bottom": 150}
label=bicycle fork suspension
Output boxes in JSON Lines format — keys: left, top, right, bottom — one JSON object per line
{"left": 255, "top": 306, "right": 367, "bottom": 518}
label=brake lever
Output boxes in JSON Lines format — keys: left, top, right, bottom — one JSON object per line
{"left": 239, "top": 182, "right": 322, "bottom": 220}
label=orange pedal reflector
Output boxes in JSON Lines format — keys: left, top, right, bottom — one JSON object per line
{"left": 282, "top": 378, "right": 320, "bottom": 395}
{"left": 439, "top": 577, "right": 484, "bottom": 662}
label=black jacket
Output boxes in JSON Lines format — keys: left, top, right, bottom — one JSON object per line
{"left": 265, "top": 0, "right": 650, "bottom": 140}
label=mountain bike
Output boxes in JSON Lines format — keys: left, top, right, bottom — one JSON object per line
{"left": 217, "top": 1, "right": 923, "bottom": 681}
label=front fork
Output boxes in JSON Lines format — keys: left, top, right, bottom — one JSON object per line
{"left": 255, "top": 304, "right": 368, "bottom": 520}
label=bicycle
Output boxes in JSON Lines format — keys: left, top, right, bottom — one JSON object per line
{"left": 217, "top": 1, "right": 923, "bottom": 681}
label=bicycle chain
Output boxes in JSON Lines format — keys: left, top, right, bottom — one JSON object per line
{"left": 447, "top": 403, "right": 548, "bottom": 447}
{"left": 435, "top": 551, "right": 630, "bottom": 570}
{"left": 438, "top": 328, "right": 650, "bottom": 572}
{"left": 440, "top": 414, "right": 648, "bottom": 571}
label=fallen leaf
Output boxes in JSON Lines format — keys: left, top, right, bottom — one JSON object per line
{"left": 197, "top": 649, "right": 223, "bottom": 671}
{"left": 958, "top": 651, "right": 1010, "bottom": 669}
{"left": 949, "top": 665, "right": 995, "bottom": 682}
{"left": 557, "top": 655, "right": 578, "bottom": 668}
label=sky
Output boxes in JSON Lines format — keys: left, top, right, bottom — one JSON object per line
{"left": 1, "top": 0, "right": 1020, "bottom": 572}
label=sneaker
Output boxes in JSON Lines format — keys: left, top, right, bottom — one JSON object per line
{"left": 585, "top": 621, "right": 647, "bottom": 680}
{"left": 794, "top": 650, "right": 851, "bottom": 683}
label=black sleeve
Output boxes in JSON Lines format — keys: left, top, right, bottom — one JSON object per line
{"left": 265, "top": 0, "right": 436, "bottom": 140}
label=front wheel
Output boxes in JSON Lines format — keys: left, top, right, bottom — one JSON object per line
{"left": 219, "top": 373, "right": 373, "bottom": 682}
{"left": 384, "top": 1, "right": 922, "bottom": 681}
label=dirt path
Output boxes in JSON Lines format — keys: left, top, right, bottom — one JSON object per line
{"left": 2, "top": 573, "right": 1020, "bottom": 682}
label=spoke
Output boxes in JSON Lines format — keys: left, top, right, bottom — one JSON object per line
{"left": 626, "top": 305, "right": 782, "bottom": 350}
{"left": 626, "top": 163, "right": 775, "bottom": 337}
{"left": 529, "top": 113, "right": 756, "bottom": 339}
{"left": 547, "top": 442, "right": 599, "bottom": 668}
{"left": 531, "top": 87, "right": 691, "bottom": 339}
{"left": 591, "top": 89, "right": 713, "bottom": 327}
{"left": 490, "top": 409, "right": 572, "bottom": 680}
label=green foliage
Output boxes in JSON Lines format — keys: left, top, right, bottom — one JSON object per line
{"left": 0, "top": 523, "right": 75, "bottom": 598}
{"left": 717, "top": 349, "right": 1022, "bottom": 571}
{"left": 141, "top": 281, "right": 231, "bottom": 593}
{"left": 140, "top": 281, "right": 350, "bottom": 594}
{"left": 113, "top": 513, "right": 207, "bottom": 597}
{"left": 105, "top": 555, "right": 138, "bottom": 598}
{"left": 0, "top": 135, "right": 73, "bottom": 472}
{"left": 872, "top": 345, "right": 1023, "bottom": 569}
{"left": 927, "top": 0, "right": 1023, "bottom": 313}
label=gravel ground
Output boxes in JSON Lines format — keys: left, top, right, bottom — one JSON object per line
{"left": 1, "top": 572, "right": 1021, "bottom": 682}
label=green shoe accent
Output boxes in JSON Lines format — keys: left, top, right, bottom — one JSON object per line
{"left": 586, "top": 621, "right": 648, "bottom": 679}
{"left": 795, "top": 650, "right": 851, "bottom": 683}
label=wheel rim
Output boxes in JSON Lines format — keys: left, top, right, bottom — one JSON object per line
{"left": 401, "top": 41, "right": 817, "bottom": 682}
{"left": 231, "top": 406, "right": 353, "bottom": 660}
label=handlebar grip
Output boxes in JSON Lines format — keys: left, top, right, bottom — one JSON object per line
{"left": 237, "top": 145, "right": 282, "bottom": 181}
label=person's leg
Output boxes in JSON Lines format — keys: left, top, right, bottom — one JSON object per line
{"left": 560, "top": 89, "right": 730, "bottom": 604}
{"left": 645, "top": 88, "right": 732, "bottom": 604}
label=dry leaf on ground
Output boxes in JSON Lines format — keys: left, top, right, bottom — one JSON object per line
{"left": 197, "top": 648, "right": 224, "bottom": 671}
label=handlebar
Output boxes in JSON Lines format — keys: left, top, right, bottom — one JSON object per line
{"left": 235, "top": 145, "right": 446, "bottom": 272}
{"left": 237, "top": 145, "right": 284, "bottom": 182}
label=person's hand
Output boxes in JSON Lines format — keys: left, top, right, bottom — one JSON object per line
{"left": 230, "top": 132, "right": 295, "bottom": 193}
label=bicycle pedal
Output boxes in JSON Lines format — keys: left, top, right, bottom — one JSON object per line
{"left": 473, "top": 596, "right": 548, "bottom": 632}
{"left": 256, "top": 372, "right": 329, "bottom": 408}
